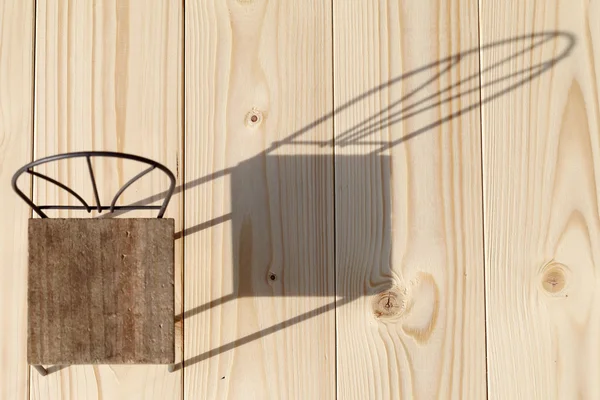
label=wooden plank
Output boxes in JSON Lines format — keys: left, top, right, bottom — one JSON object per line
{"left": 28, "top": 219, "right": 174, "bottom": 365}
{"left": 333, "top": 1, "right": 486, "bottom": 398}
{"left": 184, "top": 1, "right": 334, "bottom": 398}
{"left": 31, "top": 0, "right": 183, "bottom": 398}
{"left": 480, "top": 1, "right": 598, "bottom": 398}
{"left": 0, "top": 1, "right": 35, "bottom": 399}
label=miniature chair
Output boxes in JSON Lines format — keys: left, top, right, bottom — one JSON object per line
{"left": 12, "top": 152, "right": 176, "bottom": 375}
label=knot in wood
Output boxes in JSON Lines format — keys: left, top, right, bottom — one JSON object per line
{"left": 539, "top": 261, "right": 570, "bottom": 297}
{"left": 372, "top": 286, "right": 406, "bottom": 320}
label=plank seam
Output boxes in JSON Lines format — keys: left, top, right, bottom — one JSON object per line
{"left": 331, "top": 0, "right": 337, "bottom": 399}
{"left": 28, "top": 0, "right": 38, "bottom": 396}
{"left": 181, "top": 0, "right": 186, "bottom": 397}
{"left": 475, "top": 0, "right": 489, "bottom": 399}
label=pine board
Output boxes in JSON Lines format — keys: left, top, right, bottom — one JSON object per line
{"left": 333, "top": 1, "right": 487, "bottom": 398}
{"left": 2, "top": 1, "right": 598, "bottom": 398}
{"left": 30, "top": 1, "right": 183, "bottom": 399}
{"left": 0, "top": 1, "right": 35, "bottom": 399}
{"left": 480, "top": 0, "right": 600, "bottom": 399}
{"left": 183, "top": 0, "right": 335, "bottom": 399}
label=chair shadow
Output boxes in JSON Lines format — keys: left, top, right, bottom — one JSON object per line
{"left": 38, "top": 31, "right": 576, "bottom": 375}
{"left": 166, "top": 31, "right": 576, "bottom": 372}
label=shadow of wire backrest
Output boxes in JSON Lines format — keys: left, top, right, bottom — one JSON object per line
{"left": 269, "top": 31, "right": 575, "bottom": 154}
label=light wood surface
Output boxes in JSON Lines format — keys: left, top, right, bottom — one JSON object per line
{"left": 183, "top": 0, "right": 335, "bottom": 399}
{"left": 30, "top": 1, "right": 183, "bottom": 399}
{"left": 333, "top": 1, "right": 486, "bottom": 398}
{"left": 481, "top": 1, "right": 599, "bottom": 399}
{"left": 4, "top": 0, "right": 600, "bottom": 398}
{"left": 0, "top": 1, "right": 35, "bottom": 399}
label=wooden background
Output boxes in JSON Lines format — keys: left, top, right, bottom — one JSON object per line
{"left": 0, "top": 0, "right": 597, "bottom": 399}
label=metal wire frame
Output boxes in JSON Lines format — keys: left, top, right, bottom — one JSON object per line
{"left": 11, "top": 151, "right": 176, "bottom": 219}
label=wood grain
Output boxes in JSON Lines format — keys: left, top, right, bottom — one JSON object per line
{"left": 31, "top": 0, "right": 183, "bottom": 398}
{"left": 333, "top": 1, "right": 486, "bottom": 398}
{"left": 184, "top": 0, "right": 334, "bottom": 398}
{"left": 0, "top": 1, "right": 34, "bottom": 399}
{"left": 480, "top": 1, "right": 599, "bottom": 398}
{"left": 28, "top": 219, "right": 174, "bottom": 365}
{"left": 5, "top": 1, "right": 596, "bottom": 397}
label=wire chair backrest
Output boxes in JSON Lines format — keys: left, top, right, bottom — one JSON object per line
{"left": 11, "top": 151, "right": 176, "bottom": 219}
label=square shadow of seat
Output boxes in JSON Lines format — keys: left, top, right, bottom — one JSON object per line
{"left": 229, "top": 154, "right": 392, "bottom": 301}
{"left": 27, "top": 218, "right": 174, "bottom": 365}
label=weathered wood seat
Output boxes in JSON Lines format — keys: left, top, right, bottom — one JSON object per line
{"left": 28, "top": 218, "right": 174, "bottom": 365}
{"left": 12, "top": 152, "right": 177, "bottom": 373}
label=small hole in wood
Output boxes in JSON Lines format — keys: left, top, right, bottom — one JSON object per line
{"left": 269, "top": 273, "right": 277, "bottom": 281}
{"left": 244, "top": 108, "right": 264, "bottom": 128}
